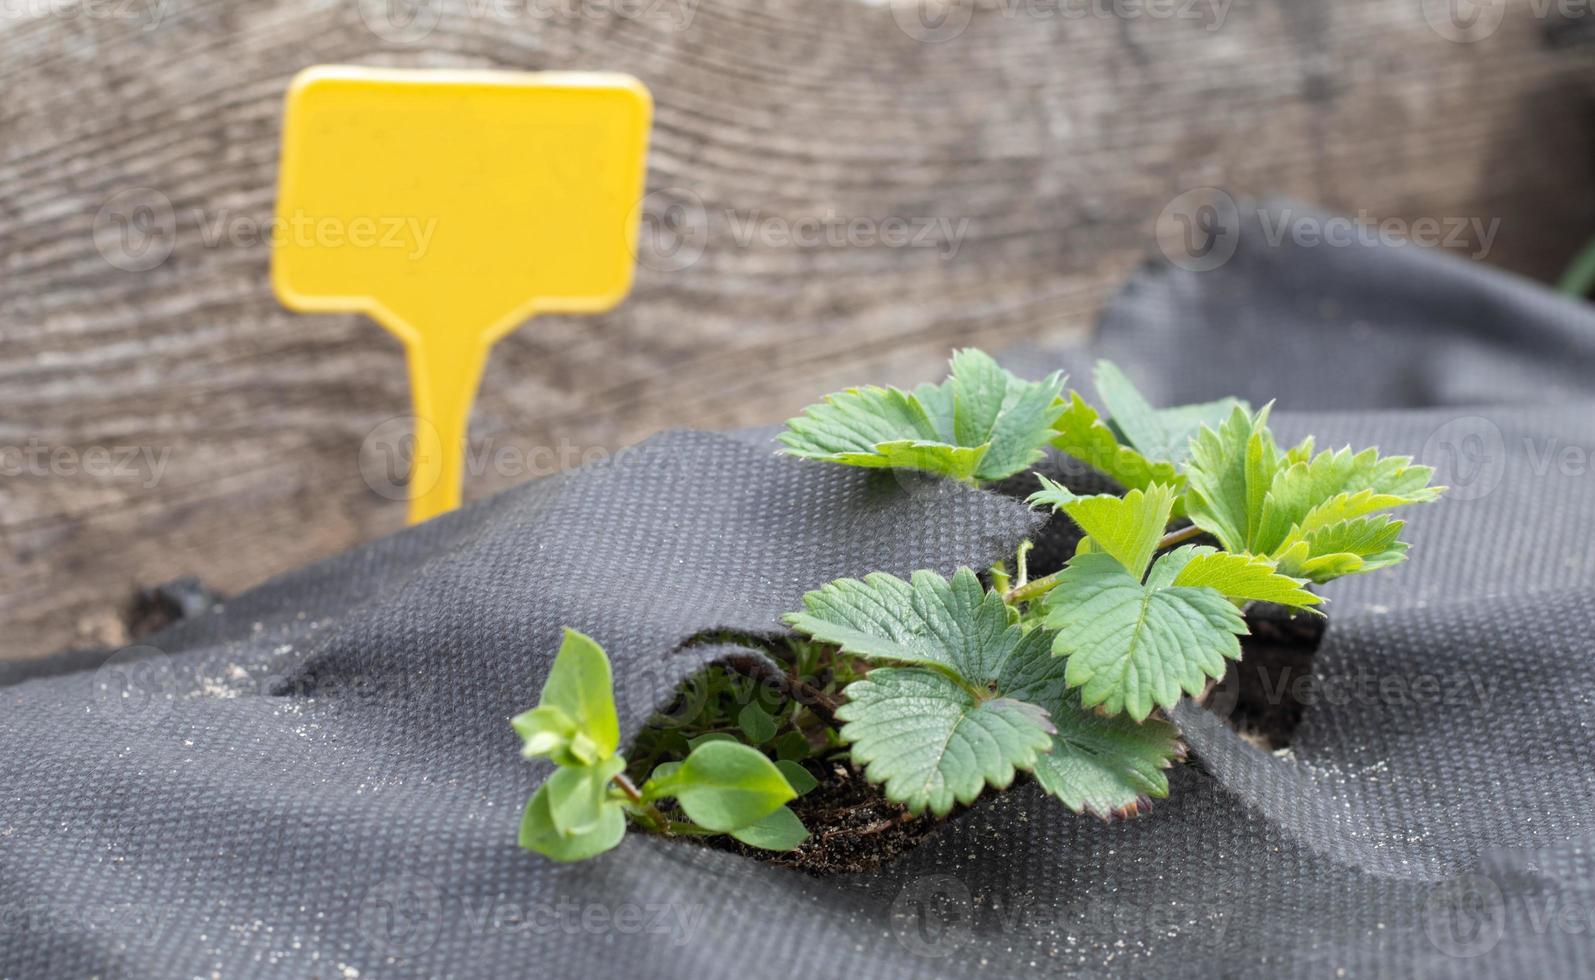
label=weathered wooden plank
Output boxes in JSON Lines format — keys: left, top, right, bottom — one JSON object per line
{"left": 3, "top": 0, "right": 1593, "bottom": 659}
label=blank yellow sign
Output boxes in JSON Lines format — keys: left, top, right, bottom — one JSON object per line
{"left": 271, "top": 66, "right": 652, "bottom": 522}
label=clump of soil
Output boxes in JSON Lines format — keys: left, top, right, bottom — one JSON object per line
{"left": 703, "top": 760, "right": 946, "bottom": 875}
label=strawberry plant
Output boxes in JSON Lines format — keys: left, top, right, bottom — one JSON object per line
{"left": 514, "top": 350, "right": 1443, "bottom": 862}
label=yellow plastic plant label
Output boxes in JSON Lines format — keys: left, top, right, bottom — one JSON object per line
{"left": 271, "top": 66, "right": 652, "bottom": 523}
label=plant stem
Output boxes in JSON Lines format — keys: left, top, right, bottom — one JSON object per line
{"left": 721, "top": 653, "right": 839, "bottom": 727}
{"left": 612, "top": 772, "right": 644, "bottom": 804}
{"left": 1158, "top": 523, "right": 1204, "bottom": 549}
{"left": 1015, "top": 540, "right": 1033, "bottom": 588}
{"left": 613, "top": 773, "right": 671, "bottom": 832}
{"left": 1005, "top": 569, "right": 1062, "bottom": 605}
{"left": 1003, "top": 525, "right": 1207, "bottom": 605}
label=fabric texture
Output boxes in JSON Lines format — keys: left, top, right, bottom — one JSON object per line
{"left": 5, "top": 202, "right": 1595, "bottom": 978}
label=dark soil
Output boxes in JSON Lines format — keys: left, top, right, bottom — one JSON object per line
{"left": 701, "top": 760, "right": 946, "bottom": 875}
{"left": 1205, "top": 604, "right": 1327, "bottom": 749}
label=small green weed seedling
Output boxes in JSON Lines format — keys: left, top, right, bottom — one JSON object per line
{"left": 514, "top": 629, "right": 806, "bottom": 861}
{"left": 515, "top": 350, "right": 1443, "bottom": 860}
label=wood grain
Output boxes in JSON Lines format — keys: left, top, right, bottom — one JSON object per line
{"left": 3, "top": 0, "right": 1594, "bottom": 659}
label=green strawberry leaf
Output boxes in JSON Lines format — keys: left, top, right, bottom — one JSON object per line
{"left": 1183, "top": 405, "right": 1444, "bottom": 583}
{"left": 784, "top": 567, "right": 1018, "bottom": 677}
{"left": 1029, "top": 477, "right": 1176, "bottom": 580}
{"left": 1155, "top": 545, "right": 1321, "bottom": 610}
{"left": 788, "top": 567, "right": 1182, "bottom": 817}
{"left": 1051, "top": 390, "right": 1185, "bottom": 494}
{"left": 1183, "top": 403, "right": 1282, "bottom": 555}
{"left": 779, "top": 349, "right": 1066, "bottom": 483}
{"left": 1274, "top": 515, "right": 1410, "bottom": 582}
{"left": 835, "top": 662, "right": 1057, "bottom": 816}
{"left": 1043, "top": 552, "right": 1248, "bottom": 721}
{"left": 1094, "top": 361, "right": 1242, "bottom": 465}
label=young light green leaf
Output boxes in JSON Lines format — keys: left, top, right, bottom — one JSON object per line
{"left": 519, "top": 782, "right": 626, "bottom": 862}
{"left": 1183, "top": 408, "right": 1443, "bottom": 582}
{"left": 1029, "top": 477, "right": 1176, "bottom": 580}
{"left": 1043, "top": 552, "right": 1248, "bottom": 721}
{"left": 511, "top": 704, "right": 577, "bottom": 761}
{"left": 1253, "top": 447, "right": 1441, "bottom": 556}
{"left": 543, "top": 756, "right": 625, "bottom": 836}
{"left": 728, "top": 805, "right": 809, "bottom": 851}
{"left": 737, "top": 702, "right": 777, "bottom": 744}
{"left": 1159, "top": 545, "right": 1321, "bottom": 610}
{"left": 1183, "top": 404, "right": 1280, "bottom": 553}
{"left": 647, "top": 741, "right": 796, "bottom": 833}
{"left": 836, "top": 661, "right": 1057, "bottom": 816}
{"left": 520, "top": 629, "right": 621, "bottom": 766}
{"left": 775, "top": 759, "right": 819, "bottom": 796}
{"left": 1074, "top": 360, "right": 1248, "bottom": 464}
{"left": 1050, "top": 391, "right": 1184, "bottom": 495}
{"left": 778, "top": 349, "right": 1066, "bottom": 483}
{"left": 1274, "top": 515, "right": 1409, "bottom": 582}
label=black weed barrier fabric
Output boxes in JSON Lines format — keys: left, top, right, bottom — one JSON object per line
{"left": 6, "top": 203, "right": 1595, "bottom": 978}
